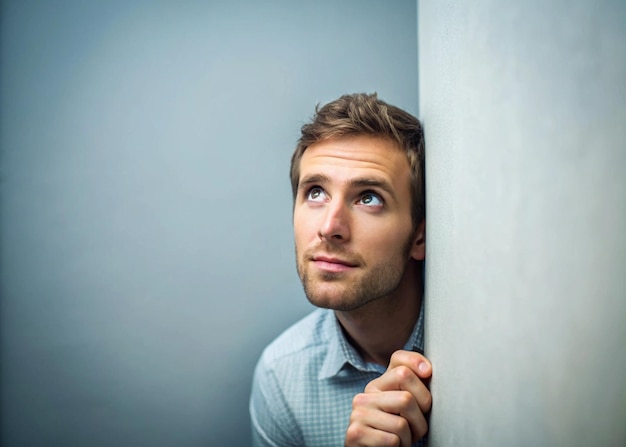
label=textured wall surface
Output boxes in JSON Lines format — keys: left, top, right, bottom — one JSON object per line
{"left": 0, "top": 1, "right": 418, "bottom": 445}
{"left": 419, "top": 1, "right": 626, "bottom": 445}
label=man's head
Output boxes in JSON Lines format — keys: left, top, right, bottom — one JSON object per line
{"left": 291, "top": 93, "right": 426, "bottom": 311}
{"left": 290, "top": 93, "right": 425, "bottom": 230}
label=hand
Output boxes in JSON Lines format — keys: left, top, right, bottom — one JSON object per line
{"left": 345, "top": 350, "right": 432, "bottom": 447}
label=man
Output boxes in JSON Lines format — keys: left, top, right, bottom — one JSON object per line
{"left": 250, "top": 93, "right": 431, "bottom": 447}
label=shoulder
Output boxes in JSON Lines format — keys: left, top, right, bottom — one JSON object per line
{"left": 259, "top": 308, "right": 333, "bottom": 369}
{"left": 250, "top": 308, "right": 335, "bottom": 445}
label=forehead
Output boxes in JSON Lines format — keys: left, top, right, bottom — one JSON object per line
{"left": 299, "top": 136, "right": 410, "bottom": 183}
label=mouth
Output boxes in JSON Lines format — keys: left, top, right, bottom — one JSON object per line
{"left": 311, "top": 255, "right": 358, "bottom": 273}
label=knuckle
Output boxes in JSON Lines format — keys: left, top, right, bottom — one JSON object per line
{"left": 393, "top": 416, "right": 410, "bottom": 435}
{"left": 393, "top": 365, "right": 414, "bottom": 382}
{"left": 422, "top": 391, "right": 433, "bottom": 411}
{"left": 351, "top": 393, "right": 368, "bottom": 409}
{"left": 389, "top": 349, "right": 406, "bottom": 365}
{"left": 345, "top": 422, "right": 364, "bottom": 442}
{"left": 397, "top": 391, "right": 415, "bottom": 409}
{"left": 364, "top": 381, "right": 379, "bottom": 393}
{"left": 349, "top": 407, "right": 367, "bottom": 423}
{"left": 418, "top": 420, "right": 429, "bottom": 439}
{"left": 382, "top": 432, "right": 401, "bottom": 447}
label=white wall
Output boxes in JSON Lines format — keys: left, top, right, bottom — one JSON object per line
{"left": 419, "top": 1, "right": 626, "bottom": 445}
{"left": 0, "top": 1, "right": 418, "bottom": 445}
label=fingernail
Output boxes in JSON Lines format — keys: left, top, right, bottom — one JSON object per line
{"left": 418, "top": 362, "right": 429, "bottom": 374}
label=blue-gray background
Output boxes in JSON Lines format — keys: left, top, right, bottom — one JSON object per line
{"left": 0, "top": 1, "right": 418, "bottom": 445}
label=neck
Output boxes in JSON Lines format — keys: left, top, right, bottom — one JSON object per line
{"left": 334, "top": 261, "right": 423, "bottom": 366}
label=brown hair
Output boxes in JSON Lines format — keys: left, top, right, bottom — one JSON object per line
{"left": 290, "top": 92, "right": 426, "bottom": 227}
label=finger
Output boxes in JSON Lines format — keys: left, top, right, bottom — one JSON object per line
{"left": 365, "top": 365, "right": 432, "bottom": 413}
{"left": 374, "top": 391, "right": 428, "bottom": 443}
{"left": 350, "top": 392, "right": 415, "bottom": 446}
{"left": 345, "top": 421, "right": 407, "bottom": 447}
{"left": 388, "top": 350, "right": 432, "bottom": 380}
{"left": 352, "top": 391, "right": 428, "bottom": 443}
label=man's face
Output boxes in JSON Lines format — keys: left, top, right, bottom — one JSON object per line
{"left": 293, "top": 136, "right": 424, "bottom": 311}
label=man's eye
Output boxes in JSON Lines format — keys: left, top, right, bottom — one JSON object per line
{"left": 359, "top": 193, "right": 383, "bottom": 206}
{"left": 307, "top": 187, "right": 327, "bottom": 202}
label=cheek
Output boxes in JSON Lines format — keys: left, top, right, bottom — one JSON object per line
{"left": 293, "top": 212, "right": 315, "bottom": 245}
{"left": 360, "top": 221, "right": 412, "bottom": 254}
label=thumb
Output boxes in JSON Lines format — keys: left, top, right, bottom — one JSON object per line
{"left": 388, "top": 350, "right": 432, "bottom": 379}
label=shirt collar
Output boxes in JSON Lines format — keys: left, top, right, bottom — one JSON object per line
{"left": 403, "top": 299, "right": 425, "bottom": 355}
{"left": 318, "top": 300, "right": 425, "bottom": 380}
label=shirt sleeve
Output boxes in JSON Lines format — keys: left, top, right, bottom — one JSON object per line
{"left": 250, "top": 353, "right": 304, "bottom": 447}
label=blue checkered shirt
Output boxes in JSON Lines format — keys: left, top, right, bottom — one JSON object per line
{"left": 250, "top": 305, "right": 426, "bottom": 446}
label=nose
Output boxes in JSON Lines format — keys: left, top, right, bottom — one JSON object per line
{"left": 318, "top": 201, "right": 350, "bottom": 242}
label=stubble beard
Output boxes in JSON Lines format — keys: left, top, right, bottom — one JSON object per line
{"left": 296, "top": 236, "right": 414, "bottom": 312}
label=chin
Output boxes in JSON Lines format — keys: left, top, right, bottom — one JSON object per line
{"left": 300, "top": 273, "right": 374, "bottom": 311}
{"left": 304, "top": 288, "right": 368, "bottom": 312}
{"left": 304, "top": 286, "right": 347, "bottom": 310}
{"left": 305, "top": 293, "right": 342, "bottom": 310}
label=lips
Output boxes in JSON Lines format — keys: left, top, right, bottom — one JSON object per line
{"left": 311, "top": 255, "right": 358, "bottom": 273}
{"left": 313, "top": 256, "right": 358, "bottom": 267}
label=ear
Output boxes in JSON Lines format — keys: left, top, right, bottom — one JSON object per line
{"left": 409, "top": 219, "right": 426, "bottom": 261}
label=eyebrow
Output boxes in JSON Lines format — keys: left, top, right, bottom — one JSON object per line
{"left": 298, "top": 174, "right": 397, "bottom": 201}
{"left": 298, "top": 174, "right": 330, "bottom": 190}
